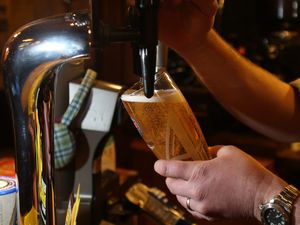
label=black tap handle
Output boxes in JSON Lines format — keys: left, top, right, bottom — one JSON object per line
{"left": 89, "top": 0, "right": 158, "bottom": 97}
{"left": 136, "top": 0, "right": 159, "bottom": 98}
{"left": 139, "top": 47, "right": 156, "bottom": 98}
{"left": 138, "top": 0, "right": 159, "bottom": 47}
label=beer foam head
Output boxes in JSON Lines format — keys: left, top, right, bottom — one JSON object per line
{"left": 121, "top": 94, "right": 161, "bottom": 103}
{"left": 121, "top": 89, "right": 183, "bottom": 103}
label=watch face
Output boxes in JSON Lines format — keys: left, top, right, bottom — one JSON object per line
{"left": 264, "top": 208, "right": 288, "bottom": 225}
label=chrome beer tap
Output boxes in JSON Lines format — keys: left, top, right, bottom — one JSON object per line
{"left": 2, "top": 0, "right": 158, "bottom": 224}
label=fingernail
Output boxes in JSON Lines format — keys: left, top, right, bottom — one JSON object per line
{"left": 154, "top": 160, "right": 163, "bottom": 171}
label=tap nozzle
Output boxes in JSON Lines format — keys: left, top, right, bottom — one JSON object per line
{"left": 136, "top": 0, "right": 159, "bottom": 98}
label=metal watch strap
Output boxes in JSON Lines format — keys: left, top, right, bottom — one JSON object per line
{"left": 260, "top": 184, "right": 300, "bottom": 225}
{"left": 276, "top": 185, "right": 300, "bottom": 213}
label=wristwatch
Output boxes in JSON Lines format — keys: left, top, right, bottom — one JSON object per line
{"left": 259, "top": 185, "right": 300, "bottom": 225}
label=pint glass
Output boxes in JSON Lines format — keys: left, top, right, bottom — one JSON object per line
{"left": 121, "top": 69, "right": 210, "bottom": 160}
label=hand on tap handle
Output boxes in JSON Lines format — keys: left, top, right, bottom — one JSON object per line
{"left": 128, "top": 0, "right": 219, "bottom": 54}
{"left": 157, "top": 0, "right": 300, "bottom": 143}
{"left": 158, "top": 0, "right": 219, "bottom": 53}
{"left": 132, "top": 0, "right": 219, "bottom": 98}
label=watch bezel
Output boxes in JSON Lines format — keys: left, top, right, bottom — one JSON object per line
{"left": 260, "top": 202, "right": 291, "bottom": 225}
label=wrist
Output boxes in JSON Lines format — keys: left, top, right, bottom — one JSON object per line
{"left": 176, "top": 30, "right": 218, "bottom": 60}
{"left": 254, "top": 173, "right": 287, "bottom": 220}
{"left": 255, "top": 175, "right": 300, "bottom": 225}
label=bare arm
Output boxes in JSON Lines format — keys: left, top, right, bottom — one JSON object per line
{"left": 159, "top": 0, "right": 300, "bottom": 142}
{"left": 179, "top": 30, "right": 300, "bottom": 142}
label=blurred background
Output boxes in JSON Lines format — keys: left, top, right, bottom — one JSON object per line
{"left": 1, "top": 0, "right": 300, "bottom": 224}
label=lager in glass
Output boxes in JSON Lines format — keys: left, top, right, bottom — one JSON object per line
{"left": 121, "top": 69, "right": 210, "bottom": 160}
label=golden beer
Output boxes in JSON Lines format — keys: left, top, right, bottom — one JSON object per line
{"left": 121, "top": 89, "right": 210, "bottom": 160}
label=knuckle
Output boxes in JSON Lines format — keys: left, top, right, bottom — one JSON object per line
{"left": 165, "top": 178, "right": 176, "bottom": 194}
{"left": 162, "top": 163, "right": 171, "bottom": 177}
{"left": 195, "top": 204, "right": 210, "bottom": 215}
{"left": 191, "top": 163, "right": 209, "bottom": 180}
{"left": 164, "top": 165, "right": 169, "bottom": 176}
{"left": 189, "top": 163, "right": 210, "bottom": 200}
{"left": 191, "top": 185, "right": 207, "bottom": 201}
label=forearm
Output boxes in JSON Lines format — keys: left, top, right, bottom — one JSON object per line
{"left": 177, "top": 30, "right": 300, "bottom": 142}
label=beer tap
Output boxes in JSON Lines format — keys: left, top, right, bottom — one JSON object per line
{"left": 2, "top": 0, "right": 158, "bottom": 224}
{"left": 90, "top": 0, "right": 158, "bottom": 97}
{"left": 133, "top": 0, "right": 159, "bottom": 98}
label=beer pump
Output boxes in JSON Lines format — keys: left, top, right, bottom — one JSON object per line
{"left": 1, "top": 0, "right": 158, "bottom": 224}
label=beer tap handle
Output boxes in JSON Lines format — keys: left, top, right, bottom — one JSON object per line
{"left": 88, "top": 0, "right": 158, "bottom": 98}
{"left": 136, "top": 0, "right": 159, "bottom": 98}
